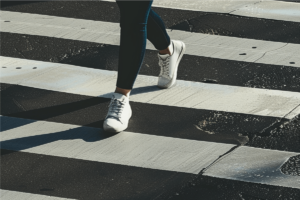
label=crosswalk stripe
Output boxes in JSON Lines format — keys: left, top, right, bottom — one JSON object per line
{"left": 285, "top": 104, "right": 300, "bottom": 119}
{"left": 0, "top": 115, "right": 235, "bottom": 174}
{"left": 1, "top": 2, "right": 300, "bottom": 196}
{"left": 2, "top": 32, "right": 300, "bottom": 93}
{"left": 0, "top": 189, "right": 73, "bottom": 200}
{"left": 1, "top": 56, "right": 300, "bottom": 119}
{"left": 1, "top": 148, "right": 197, "bottom": 199}
{"left": 3, "top": 1, "right": 299, "bottom": 44}
{"left": 1, "top": 82, "right": 279, "bottom": 145}
{"left": 102, "top": 0, "right": 300, "bottom": 22}
{"left": 1, "top": 11, "right": 299, "bottom": 67}
{"left": 203, "top": 146, "right": 300, "bottom": 189}
{"left": 230, "top": 0, "right": 300, "bottom": 22}
{"left": 2, "top": 115, "right": 299, "bottom": 189}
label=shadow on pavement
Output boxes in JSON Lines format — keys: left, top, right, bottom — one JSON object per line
{"left": 1, "top": 115, "right": 117, "bottom": 154}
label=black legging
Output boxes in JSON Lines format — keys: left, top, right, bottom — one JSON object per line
{"left": 116, "top": 0, "right": 171, "bottom": 89}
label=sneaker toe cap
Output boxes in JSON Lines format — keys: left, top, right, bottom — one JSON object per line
{"left": 103, "top": 118, "right": 125, "bottom": 133}
{"left": 158, "top": 76, "right": 172, "bottom": 88}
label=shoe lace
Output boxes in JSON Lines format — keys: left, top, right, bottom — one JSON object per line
{"left": 159, "top": 56, "right": 170, "bottom": 78}
{"left": 108, "top": 98, "right": 125, "bottom": 120}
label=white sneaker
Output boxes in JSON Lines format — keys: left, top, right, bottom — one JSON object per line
{"left": 157, "top": 40, "right": 186, "bottom": 89}
{"left": 103, "top": 93, "right": 132, "bottom": 133}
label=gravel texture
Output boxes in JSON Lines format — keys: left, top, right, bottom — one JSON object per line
{"left": 281, "top": 155, "right": 300, "bottom": 176}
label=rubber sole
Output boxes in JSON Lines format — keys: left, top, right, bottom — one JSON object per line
{"left": 103, "top": 123, "right": 128, "bottom": 133}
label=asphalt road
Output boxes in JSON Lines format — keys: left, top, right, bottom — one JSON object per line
{"left": 1, "top": 1, "right": 300, "bottom": 199}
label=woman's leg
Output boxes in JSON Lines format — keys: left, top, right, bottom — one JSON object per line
{"left": 147, "top": 8, "right": 186, "bottom": 89}
{"left": 147, "top": 9, "right": 172, "bottom": 54}
{"left": 103, "top": 1, "right": 182, "bottom": 133}
{"left": 116, "top": 1, "right": 174, "bottom": 95}
{"left": 116, "top": 0, "right": 153, "bottom": 95}
{"left": 103, "top": 1, "right": 153, "bottom": 132}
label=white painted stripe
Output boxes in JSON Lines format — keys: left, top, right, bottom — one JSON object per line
{"left": 231, "top": 1, "right": 300, "bottom": 22}
{"left": 0, "top": 189, "right": 73, "bottom": 200}
{"left": 203, "top": 146, "right": 300, "bottom": 189}
{"left": 1, "top": 56, "right": 300, "bottom": 119}
{"left": 0, "top": 116, "right": 235, "bottom": 174}
{"left": 285, "top": 104, "right": 300, "bottom": 119}
{"left": 102, "top": 0, "right": 254, "bottom": 13}
{"left": 103, "top": 0, "right": 300, "bottom": 22}
{"left": 1, "top": 11, "right": 299, "bottom": 67}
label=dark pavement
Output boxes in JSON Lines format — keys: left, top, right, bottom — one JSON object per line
{"left": 1, "top": 1, "right": 300, "bottom": 199}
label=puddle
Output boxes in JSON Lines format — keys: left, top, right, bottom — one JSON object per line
{"left": 194, "top": 113, "right": 250, "bottom": 145}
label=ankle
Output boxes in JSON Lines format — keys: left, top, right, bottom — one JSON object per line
{"left": 115, "top": 87, "right": 131, "bottom": 97}
{"left": 159, "top": 49, "right": 170, "bottom": 55}
{"left": 159, "top": 41, "right": 173, "bottom": 56}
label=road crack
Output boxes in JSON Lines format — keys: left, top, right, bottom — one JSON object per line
{"left": 199, "top": 145, "right": 240, "bottom": 175}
